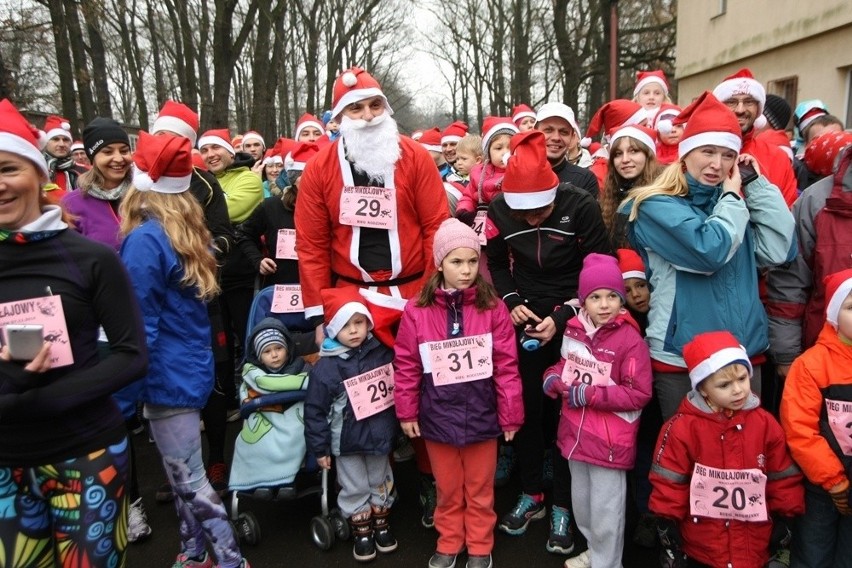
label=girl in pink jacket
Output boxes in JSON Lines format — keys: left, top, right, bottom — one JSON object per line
{"left": 543, "top": 253, "right": 652, "bottom": 568}
{"left": 394, "top": 218, "right": 523, "bottom": 568}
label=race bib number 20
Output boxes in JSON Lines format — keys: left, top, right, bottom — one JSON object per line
{"left": 689, "top": 463, "right": 767, "bottom": 522}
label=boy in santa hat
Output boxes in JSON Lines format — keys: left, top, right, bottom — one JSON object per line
{"left": 650, "top": 330, "right": 803, "bottom": 568}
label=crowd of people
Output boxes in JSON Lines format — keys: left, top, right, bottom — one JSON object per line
{"left": 0, "top": 62, "right": 850, "bottom": 568}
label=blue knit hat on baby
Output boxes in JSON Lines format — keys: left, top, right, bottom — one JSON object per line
{"left": 254, "top": 328, "right": 287, "bottom": 356}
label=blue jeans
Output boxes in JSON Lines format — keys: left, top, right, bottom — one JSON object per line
{"left": 791, "top": 485, "right": 852, "bottom": 568}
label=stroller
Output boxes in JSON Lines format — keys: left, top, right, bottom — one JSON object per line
{"left": 228, "top": 285, "right": 349, "bottom": 550}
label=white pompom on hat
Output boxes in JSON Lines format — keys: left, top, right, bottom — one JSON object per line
{"left": 43, "top": 115, "right": 72, "bottom": 141}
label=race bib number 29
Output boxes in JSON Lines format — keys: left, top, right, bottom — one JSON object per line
{"left": 339, "top": 186, "right": 397, "bottom": 230}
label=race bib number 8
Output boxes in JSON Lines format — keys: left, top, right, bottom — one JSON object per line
{"left": 339, "top": 186, "right": 397, "bottom": 230}
{"left": 689, "top": 463, "right": 767, "bottom": 522}
{"left": 271, "top": 284, "right": 304, "bottom": 313}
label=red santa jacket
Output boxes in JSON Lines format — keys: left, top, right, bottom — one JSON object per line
{"left": 295, "top": 135, "right": 449, "bottom": 318}
{"left": 650, "top": 391, "right": 804, "bottom": 568}
{"left": 742, "top": 130, "right": 798, "bottom": 208}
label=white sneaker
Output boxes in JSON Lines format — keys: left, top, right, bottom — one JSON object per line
{"left": 563, "top": 550, "right": 591, "bottom": 568}
{"left": 127, "top": 497, "right": 152, "bottom": 543}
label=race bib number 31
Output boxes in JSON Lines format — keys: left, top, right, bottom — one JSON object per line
{"left": 426, "top": 333, "right": 493, "bottom": 387}
{"left": 689, "top": 463, "right": 767, "bottom": 522}
{"left": 344, "top": 363, "right": 395, "bottom": 420}
{"left": 339, "top": 186, "right": 397, "bottom": 230}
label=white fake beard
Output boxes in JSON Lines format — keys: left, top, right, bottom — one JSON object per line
{"left": 339, "top": 113, "right": 401, "bottom": 183}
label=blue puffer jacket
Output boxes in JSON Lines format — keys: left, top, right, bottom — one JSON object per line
{"left": 304, "top": 335, "right": 398, "bottom": 457}
{"left": 621, "top": 174, "right": 796, "bottom": 367}
{"left": 120, "top": 219, "right": 213, "bottom": 409}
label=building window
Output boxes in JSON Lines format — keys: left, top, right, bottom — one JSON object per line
{"left": 768, "top": 76, "right": 798, "bottom": 126}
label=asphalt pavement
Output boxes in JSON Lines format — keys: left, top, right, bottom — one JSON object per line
{"left": 127, "top": 424, "right": 659, "bottom": 567}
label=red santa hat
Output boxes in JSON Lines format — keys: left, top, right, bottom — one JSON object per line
{"left": 803, "top": 131, "right": 852, "bottom": 177}
{"left": 197, "top": 128, "right": 234, "bottom": 155}
{"left": 43, "top": 114, "right": 72, "bottom": 141}
{"left": 581, "top": 100, "right": 647, "bottom": 147}
{"left": 712, "top": 68, "right": 766, "bottom": 117}
{"left": 481, "top": 116, "right": 519, "bottom": 155}
{"left": 418, "top": 127, "right": 443, "bottom": 153}
{"left": 654, "top": 103, "right": 682, "bottom": 136}
{"left": 231, "top": 134, "right": 243, "bottom": 148}
{"left": 441, "top": 120, "right": 469, "bottom": 145}
{"left": 795, "top": 99, "right": 829, "bottom": 134}
{"left": 824, "top": 269, "right": 852, "bottom": 330}
{"left": 132, "top": 130, "right": 193, "bottom": 194}
{"left": 674, "top": 91, "right": 742, "bottom": 158}
{"left": 284, "top": 141, "right": 321, "bottom": 172}
{"left": 242, "top": 130, "right": 265, "bottom": 149}
{"left": 609, "top": 125, "right": 657, "bottom": 157}
{"left": 70, "top": 140, "right": 85, "bottom": 152}
{"left": 0, "top": 99, "right": 49, "bottom": 178}
{"left": 683, "top": 330, "right": 753, "bottom": 391}
{"left": 322, "top": 287, "right": 375, "bottom": 341}
{"left": 191, "top": 149, "right": 207, "bottom": 171}
{"left": 511, "top": 104, "right": 536, "bottom": 126}
{"left": 535, "top": 102, "right": 581, "bottom": 136}
{"left": 270, "top": 136, "right": 297, "bottom": 161}
{"left": 633, "top": 70, "right": 669, "bottom": 98}
{"left": 502, "top": 130, "right": 559, "bottom": 210}
{"left": 357, "top": 289, "right": 407, "bottom": 348}
{"left": 151, "top": 100, "right": 199, "bottom": 146}
{"left": 293, "top": 113, "right": 325, "bottom": 139}
{"left": 262, "top": 149, "right": 283, "bottom": 166}
{"left": 617, "top": 248, "right": 646, "bottom": 281}
{"left": 330, "top": 66, "right": 393, "bottom": 120}
{"left": 411, "top": 129, "right": 424, "bottom": 141}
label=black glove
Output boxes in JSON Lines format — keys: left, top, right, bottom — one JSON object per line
{"left": 454, "top": 209, "right": 476, "bottom": 225}
{"left": 768, "top": 515, "right": 792, "bottom": 553}
{"left": 657, "top": 518, "right": 687, "bottom": 568}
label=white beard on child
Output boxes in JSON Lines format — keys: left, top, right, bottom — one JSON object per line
{"left": 339, "top": 113, "right": 401, "bottom": 183}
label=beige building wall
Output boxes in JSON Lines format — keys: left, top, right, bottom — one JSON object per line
{"left": 676, "top": 1, "right": 852, "bottom": 124}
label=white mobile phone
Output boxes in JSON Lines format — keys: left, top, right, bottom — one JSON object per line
{"left": 4, "top": 324, "right": 44, "bottom": 361}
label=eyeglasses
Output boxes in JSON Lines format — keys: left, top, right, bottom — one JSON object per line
{"left": 723, "top": 97, "right": 760, "bottom": 110}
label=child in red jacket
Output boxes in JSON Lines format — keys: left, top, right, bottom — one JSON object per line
{"left": 650, "top": 331, "right": 804, "bottom": 568}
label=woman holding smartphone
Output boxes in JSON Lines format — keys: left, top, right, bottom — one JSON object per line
{"left": 0, "top": 99, "right": 148, "bottom": 567}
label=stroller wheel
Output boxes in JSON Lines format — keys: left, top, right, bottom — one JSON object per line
{"left": 330, "top": 509, "right": 350, "bottom": 541}
{"left": 234, "top": 512, "right": 261, "bottom": 545}
{"left": 310, "top": 515, "right": 335, "bottom": 550}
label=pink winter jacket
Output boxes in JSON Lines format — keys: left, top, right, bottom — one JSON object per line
{"left": 456, "top": 163, "right": 506, "bottom": 214}
{"left": 545, "top": 311, "right": 652, "bottom": 470}
{"left": 393, "top": 287, "right": 524, "bottom": 446}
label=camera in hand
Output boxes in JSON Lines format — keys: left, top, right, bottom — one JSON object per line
{"left": 738, "top": 163, "right": 759, "bottom": 186}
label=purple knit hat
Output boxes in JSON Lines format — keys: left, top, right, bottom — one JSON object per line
{"left": 433, "top": 218, "right": 480, "bottom": 267}
{"left": 578, "top": 253, "right": 626, "bottom": 303}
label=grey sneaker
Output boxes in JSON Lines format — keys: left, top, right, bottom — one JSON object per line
{"left": 546, "top": 505, "right": 574, "bottom": 554}
{"left": 428, "top": 552, "right": 457, "bottom": 568}
{"left": 466, "top": 554, "right": 492, "bottom": 568}
{"left": 498, "top": 493, "right": 546, "bottom": 535}
{"left": 127, "top": 497, "right": 152, "bottom": 543}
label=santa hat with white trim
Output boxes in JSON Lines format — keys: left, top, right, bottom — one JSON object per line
{"left": 654, "top": 103, "right": 682, "bottom": 136}
{"left": 330, "top": 66, "right": 393, "bottom": 121}
{"left": 824, "top": 268, "right": 852, "bottom": 330}
{"left": 683, "top": 330, "right": 753, "bottom": 391}
{"left": 441, "top": 120, "right": 468, "bottom": 145}
{"left": 132, "top": 130, "right": 193, "bottom": 194}
{"left": 633, "top": 70, "right": 669, "bottom": 98}
{"left": 293, "top": 113, "right": 325, "bottom": 139}
{"left": 609, "top": 124, "right": 657, "bottom": 157}
{"left": 284, "top": 141, "right": 321, "bottom": 172}
{"left": 673, "top": 91, "right": 742, "bottom": 159}
{"left": 794, "top": 99, "right": 829, "bottom": 135}
{"left": 262, "top": 149, "right": 283, "bottom": 167}
{"left": 151, "top": 100, "right": 199, "bottom": 146}
{"left": 71, "top": 140, "right": 85, "bottom": 152}
{"left": 43, "top": 115, "right": 72, "bottom": 141}
{"left": 511, "top": 104, "right": 536, "bottom": 126}
{"left": 480, "top": 116, "right": 519, "bottom": 155}
{"left": 535, "top": 102, "right": 581, "bottom": 137}
{"left": 242, "top": 130, "right": 265, "bottom": 150}
{"left": 322, "top": 287, "right": 375, "bottom": 341}
{"left": 418, "top": 127, "right": 443, "bottom": 153}
{"left": 581, "top": 100, "right": 647, "bottom": 148}
{"left": 197, "top": 128, "right": 234, "bottom": 155}
{"left": 616, "top": 248, "right": 646, "bottom": 281}
{"left": 502, "top": 130, "right": 559, "bottom": 210}
{"left": 712, "top": 67, "right": 766, "bottom": 130}
{"left": 0, "top": 99, "right": 49, "bottom": 178}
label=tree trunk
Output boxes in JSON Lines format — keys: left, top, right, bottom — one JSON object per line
{"left": 80, "top": 1, "right": 112, "bottom": 117}
{"left": 146, "top": 0, "right": 168, "bottom": 108}
{"left": 62, "top": 0, "right": 96, "bottom": 122}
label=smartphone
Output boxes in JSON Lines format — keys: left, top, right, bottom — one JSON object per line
{"left": 738, "top": 163, "right": 759, "bottom": 186}
{"left": 3, "top": 324, "right": 44, "bottom": 361}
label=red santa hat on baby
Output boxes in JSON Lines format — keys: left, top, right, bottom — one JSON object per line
{"left": 616, "top": 248, "right": 646, "bottom": 281}
{"left": 0, "top": 99, "right": 49, "bottom": 178}
{"left": 674, "top": 91, "right": 742, "bottom": 158}
{"left": 654, "top": 103, "right": 682, "bottom": 136}
{"left": 633, "top": 70, "right": 669, "bottom": 98}
{"left": 609, "top": 124, "right": 657, "bottom": 157}
{"left": 132, "top": 130, "right": 193, "bottom": 193}
{"left": 322, "top": 287, "right": 375, "bottom": 341}
{"left": 712, "top": 68, "right": 767, "bottom": 129}
{"left": 197, "top": 128, "right": 234, "bottom": 155}
{"left": 151, "top": 100, "right": 199, "bottom": 146}
{"left": 331, "top": 66, "right": 393, "bottom": 120}
{"left": 803, "top": 131, "right": 852, "bottom": 177}
{"left": 242, "top": 130, "right": 266, "bottom": 150}
{"left": 441, "top": 120, "right": 469, "bottom": 145}
{"left": 481, "top": 116, "right": 519, "bottom": 156}
{"left": 284, "top": 141, "right": 321, "bottom": 172}
{"left": 683, "top": 330, "right": 752, "bottom": 390}
{"left": 502, "top": 130, "right": 559, "bottom": 210}
{"left": 43, "top": 114, "right": 72, "bottom": 141}
{"left": 418, "top": 127, "right": 443, "bottom": 153}
{"left": 581, "top": 100, "right": 647, "bottom": 147}
{"left": 511, "top": 104, "right": 536, "bottom": 126}
{"left": 824, "top": 269, "right": 852, "bottom": 330}
{"left": 293, "top": 113, "right": 325, "bottom": 139}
